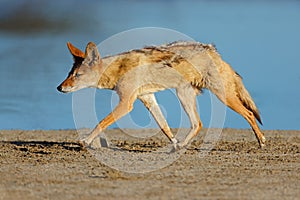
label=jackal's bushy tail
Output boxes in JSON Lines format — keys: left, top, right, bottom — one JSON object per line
{"left": 234, "top": 75, "right": 263, "bottom": 125}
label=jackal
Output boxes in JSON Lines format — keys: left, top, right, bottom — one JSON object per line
{"left": 57, "top": 41, "right": 266, "bottom": 149}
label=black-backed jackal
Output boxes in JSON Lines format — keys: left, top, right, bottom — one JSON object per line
{"left": 57, "top": 41, "right": 266, "bottom": 150}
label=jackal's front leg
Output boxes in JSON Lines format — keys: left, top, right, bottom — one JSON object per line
{"left": 139, "top": 94, "right": 178, "bottom": 148}
{"left": 80, "top": 98, "right": 135, "bottom": 148}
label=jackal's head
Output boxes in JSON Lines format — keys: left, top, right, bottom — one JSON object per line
{"left": 57, "top": 42, "right": 102, "bottom": 93}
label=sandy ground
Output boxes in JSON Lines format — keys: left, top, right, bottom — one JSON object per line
{"left": 0, "top": 128, "right": 299, "bottom": 200}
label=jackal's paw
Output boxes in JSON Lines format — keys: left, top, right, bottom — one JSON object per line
{"left": 171, "top": 138, "right": 178, "bottom": 145}
{"left": 171, "top": 140, "right": 186, "bottom": 152}
{"left": 259, "top": 136, "right": 266, "bottom": 148}
{"left": 79, "top": 137, "right": 104, "bottom": 150}
{"left": 78, "top": 138, "right": 90, "bottom": 149}
{"left": 170, "top": 138, "right": 178, "bottom": 151}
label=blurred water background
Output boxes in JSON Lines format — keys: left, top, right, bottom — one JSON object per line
{"left": 0, "top": 0, "right": 299, "bottom": 130}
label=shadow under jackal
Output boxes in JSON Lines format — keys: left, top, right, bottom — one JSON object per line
{"left": 57, "top": 41, "right": 265, "bottom": 150}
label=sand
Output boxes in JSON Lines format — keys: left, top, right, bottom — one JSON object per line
{"left": 0, "top": 128, "right": 299, "bottom": 200}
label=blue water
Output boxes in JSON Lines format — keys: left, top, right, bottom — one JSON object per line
{"left": 0, "top": 0, "right": 299, "bottom": 130}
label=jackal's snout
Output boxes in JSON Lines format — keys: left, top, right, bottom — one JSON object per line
{"left": 57, "top": 83, "right": 69, "bottom": 93}
{"left": 57, "top": 79, "right": 73, "bottom": 93}
{"left": 57, "top": 84, "right": 63, "bottom": 93}
{"left": 57, "top": 78, "right": 72, "bottom": 93}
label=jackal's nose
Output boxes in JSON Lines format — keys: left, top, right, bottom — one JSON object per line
{"left": 57, "top": 85, "right": 62, "bottom": 92}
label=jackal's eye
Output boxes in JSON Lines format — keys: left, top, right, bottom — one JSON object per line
{"left": 74, "top": 73, "right": 82, "bottom": 78}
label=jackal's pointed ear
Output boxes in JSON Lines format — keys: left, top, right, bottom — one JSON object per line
{"left": 83, "top": 42, "right": 101, "bottom": 66}
{"left": 67, "top": 42, "right": 85, "bottom": 59}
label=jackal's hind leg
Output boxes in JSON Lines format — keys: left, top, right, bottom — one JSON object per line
{"left": 139, "top": 94, "right": 178, "bottom": 147}
{"left": 176, "top": 86, "right": 202, "bottom": 149}
{"left": 226, "top": 97, "right": 266, "bottom": 147}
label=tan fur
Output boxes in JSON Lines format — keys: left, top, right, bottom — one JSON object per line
{"left": 57, "top": 41, "right": 266, "bottom": 149}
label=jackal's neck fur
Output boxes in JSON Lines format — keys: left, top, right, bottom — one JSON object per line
{"left": 97, "top": 41, "right": 219, "bottom": 90}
